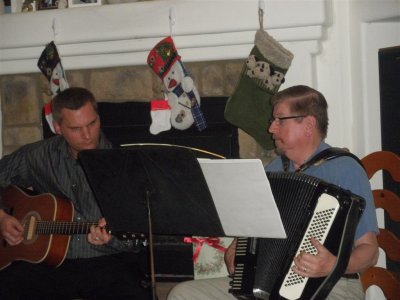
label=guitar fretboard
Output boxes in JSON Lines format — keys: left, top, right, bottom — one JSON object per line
{"left": 24, "top": 217, "right": 100, "bottom": 236}
{"left": 37, "top": 221, "right": 99, "bottom": 235}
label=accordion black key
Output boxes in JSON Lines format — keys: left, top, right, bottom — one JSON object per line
{"left": 229, "top": 171, "right": 365, "bottom": 300}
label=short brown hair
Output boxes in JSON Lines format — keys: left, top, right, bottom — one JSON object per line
{"left": 271, "top": 85, "right": 329, "bottom": 138}
{"left": 52, "top": 87, "right": 98, "bottom": 123}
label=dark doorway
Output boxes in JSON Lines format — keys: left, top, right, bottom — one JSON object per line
{"left": 379, "top": 45, "right": 400, "bottom": 273}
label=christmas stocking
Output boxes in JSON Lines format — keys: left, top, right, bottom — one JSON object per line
{"left": 37, "top": 41, "right": 69, "bottom": 133}
{"left": 224, "top": 29, "right": 294, "bottom": 150}
{"left": 149, "top": 99, "right": 171, "bottom": 135}
{"left": 147, "top": 36, "right": 207, "bottom": 131}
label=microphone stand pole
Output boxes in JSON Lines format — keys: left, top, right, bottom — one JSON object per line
{"left": 146, "top": 189, "right": 157, "bottom": 300}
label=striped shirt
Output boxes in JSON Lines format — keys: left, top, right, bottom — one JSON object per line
{"left": 0, "top": 133, "right": 137, "bottom": 258}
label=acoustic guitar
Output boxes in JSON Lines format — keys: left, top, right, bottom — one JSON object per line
{"left": 0, "top": 185, "right": 141, "bottom": 271}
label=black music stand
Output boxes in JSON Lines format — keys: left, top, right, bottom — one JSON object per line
{"left": 78, "top": 146, "right": 225, "bottom": 300}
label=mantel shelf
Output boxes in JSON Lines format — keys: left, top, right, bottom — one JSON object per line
{"left": 0, "top": 0, "right": 327, "bottom": 75}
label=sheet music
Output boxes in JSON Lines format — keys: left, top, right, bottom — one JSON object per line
{"left": 197, "top": 159, "right": 286, "bottom": 238}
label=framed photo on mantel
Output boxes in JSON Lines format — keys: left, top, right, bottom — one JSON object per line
{"left": 68, "top": 0, "right": 101, "bottom": 8}
{"left": 37, "top": 0, "right": 58, "bottom": 10}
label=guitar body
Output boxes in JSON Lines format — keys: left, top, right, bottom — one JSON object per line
{"left": 0, "top": 185, "right": 74, "bottom": 270}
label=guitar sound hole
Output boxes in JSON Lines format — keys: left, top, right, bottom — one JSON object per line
{"left": 22, "top": 212, "right": 41, "bottom": 244}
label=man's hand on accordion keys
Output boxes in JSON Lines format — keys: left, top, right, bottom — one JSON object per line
{"left": 292, "top": 237, "right": 336, "bottom": 278}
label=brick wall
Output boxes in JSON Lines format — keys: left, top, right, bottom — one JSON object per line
{"left": 0, "top": 60, "right": 275, "bottom": 163}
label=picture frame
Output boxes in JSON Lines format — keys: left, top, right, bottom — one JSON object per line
{"left": 37, "top": 0, "right": 58, "bottom": 10}
{"left": 10, "top": 0, "right": 24, "bottom": 12}
{"left": 21, "top": 0, "right": 37, "bottom": 12}
{"left": 68, "top": 0, "right": 101, "bottom": 8}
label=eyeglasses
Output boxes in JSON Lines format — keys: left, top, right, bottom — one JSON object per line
{"left": 269, "top": 115, "right": 307, "bottom": 125}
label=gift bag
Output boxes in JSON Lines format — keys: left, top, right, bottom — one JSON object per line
{"left": 185, "top": 236, "right": 233, "bottom": 280}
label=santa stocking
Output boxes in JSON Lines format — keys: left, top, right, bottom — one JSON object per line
{"left": 147, "top": 36, "right": 207, "bottom": 131}
{"left": 149, "top": 99, "right": 171, "bottom": 135}
{"left": 224, "top": 11, "right": 294, "bottom": 150}
{"left": 37, "top": 41, "right": 69, "bottom": 133}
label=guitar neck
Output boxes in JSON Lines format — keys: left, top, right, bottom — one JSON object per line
{"left": 35, "top": 221, "right": 101, "bottom": 235}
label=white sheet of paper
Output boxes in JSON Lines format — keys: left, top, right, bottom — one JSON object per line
{"left": 197, "top": 159, "right": 286, "bottom": 238}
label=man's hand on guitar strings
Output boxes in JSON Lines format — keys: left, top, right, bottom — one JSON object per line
{"left": 88, "top": 217, "right": 112, "bottom": 245}
{"left": 0, "top": 210, "right": 24, "bottom": 246}
{"left": 292, "top": 237, "right": 336, "bottom": 278}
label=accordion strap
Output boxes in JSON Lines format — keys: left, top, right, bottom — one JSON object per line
{"left": 282, "top": 147, "right": 363, "bottom": 172}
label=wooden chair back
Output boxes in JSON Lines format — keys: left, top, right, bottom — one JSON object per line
{"left": 360, "top": 151, "right": 400, "bottom": 299}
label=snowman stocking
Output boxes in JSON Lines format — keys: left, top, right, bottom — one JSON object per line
{"left": 37, "top": 41, "right": 69, "bottom": 133}
{"left": 224, "top": 15, "right": 293, "bottom": 150}
{"left": 147, "top": 36, "right": 207, "bottom": 131}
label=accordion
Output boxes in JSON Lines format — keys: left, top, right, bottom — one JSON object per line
{"left": 229, "top": 172, "right": 365, "bottom": 300}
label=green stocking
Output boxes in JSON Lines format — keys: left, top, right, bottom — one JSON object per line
{"left": 224, "top": 29, "right": 294, "bottom": 150}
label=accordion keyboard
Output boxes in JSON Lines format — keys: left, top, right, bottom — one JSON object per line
{"left": 279, "top": 193, "right": 340, "bottom": 300}
{"left": 230, "top": 238, "right": 258, "bottom": 298}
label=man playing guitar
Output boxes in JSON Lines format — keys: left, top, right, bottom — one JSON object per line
{"left": 0, "top": 87, "right": 150, "bottom": 300}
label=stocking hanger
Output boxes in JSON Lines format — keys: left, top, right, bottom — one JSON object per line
{"left": 169, "top": 7, "right": 176, "bottom": 38}
{"left": 258, "top": 0, "right": 265, "bottom": 30}
{"left": 52, "top": 17, "right": 60, "bottom": 44}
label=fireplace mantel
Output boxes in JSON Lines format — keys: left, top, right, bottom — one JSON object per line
{"left": 0, "top": 0, "right": 327, "bottom": 75}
